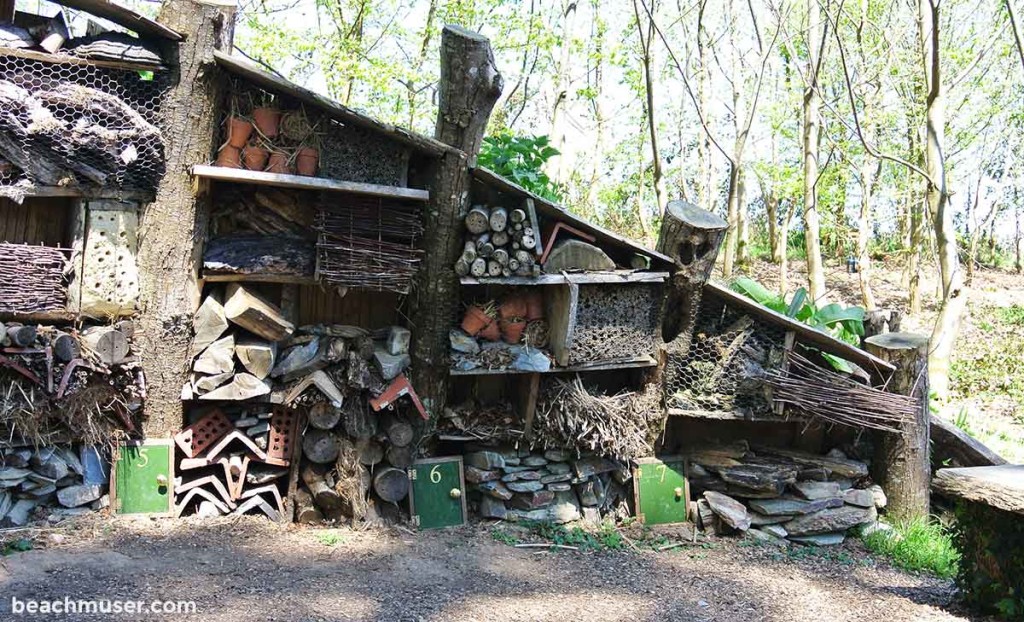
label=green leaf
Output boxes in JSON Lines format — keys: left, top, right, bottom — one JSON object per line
{"left": 786, "top": 288, "right": 808, "bottom": 318}
{"left": 821, "top": 352, "right": 854, "bottom": 373}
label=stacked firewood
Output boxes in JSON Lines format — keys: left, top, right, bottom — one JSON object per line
{"left": 0, "top": 444, "right": 110, "bottom": 527}
{"left": 455, "top": 205, "right": 541, "bottom": 278}
{"left": 1, "top": 320, "right": 141, "bottom": 445}
{"left": 689, "top": 441, "right": 887, "bottom": 546}
{"left": 465, "top": 445, "right": 632, "bottom": 524}
{"left": 209, "top": 186, "right": 311, "bottom": 238}
{"left": 174, "top": 407, "right": 296, "bottom": 519}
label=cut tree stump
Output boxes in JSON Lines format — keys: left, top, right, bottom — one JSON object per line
{"left": 865, "top": 332, "right": 931, "bottom": 521}
{"left": 308, "top": 401, "right": 343, "bottom": 431}
{"left": 373, "top": 466, "right": 409, "bottom": 504}
{"left": 81, "top": 327, "right": 129, "bottom": 365}
{"left": 302, "top": 428, "right": 341, "bottom": 464}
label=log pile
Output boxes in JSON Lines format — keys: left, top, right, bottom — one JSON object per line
{"left": 0, "top": 444, "right": 110, "bottom": 527}
{"left": 690, "top": 442, "right": 888, "bottom": 546}
{"left": 465, "top": 445, "right": 632, "bottom": 524}
{"left": 1, "top": 320, "right": 141, "bottom": 446}
{"left": 455, "top": 203, "right": 541, "bottom": 278}
{"left": 173, "top": 407, "right": 295, "bottom": 520}
{"left": 0, "top": 243, "right": 68, "bottom": 314}
{"left": 209, "top": 186, "right": 312, "bottom": 239}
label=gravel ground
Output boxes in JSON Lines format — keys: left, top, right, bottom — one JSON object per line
{"left": 0, "top": 515, "right": 987, "bottom": 621}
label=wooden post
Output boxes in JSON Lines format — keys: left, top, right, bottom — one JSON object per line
{"left": 409, "top": 25, "right": 502, "bottom": 417}
{"left": 0, "top": 1, "right": 15, "bottom": 23}
{"left": 136, "top": 0, "right": 237, "bottom": 438}
{"left": 656, "top": 200, "right": 729, "bottom": 346}
{"left": 865, "top": 332, "right": 931, "bottom": 521}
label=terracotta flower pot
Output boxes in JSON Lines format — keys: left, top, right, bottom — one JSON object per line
{"left": 295, "top": 146, "right": 319, "bottom": 176}
{"left": 266, "top": 151, "right": 292, "bottom": 174}
{"left": 499, "top": 295, "right": 528, "bottom": 321}
{"left": 478, "top": 319, "right": 501, "bottom": 342}
{"left": 226, "top": 116, "right": 253, "bottom": 148}
{"left": 252, "top": 107, "right": 282, "bottom": 139}
{"left": 524, "top": 291, "right": 544, "bottom": 321}
{"left": 215, "top": 145, "right": 242, "bottom": 168}
{"left": 501, "top": 319, "right": 527, "bottom": 344}
{"left": 242, "top": 145, "right": 269, "bottom": 171}
{"left": 461, "top": 305, "right": 492, "bottom": 337}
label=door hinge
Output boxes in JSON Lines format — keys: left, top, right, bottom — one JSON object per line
{"left": 411, "top": 515, "right": 420, "bottom": 527}
{"left": 407, "top": 469, "right": 416, "bottom": 481}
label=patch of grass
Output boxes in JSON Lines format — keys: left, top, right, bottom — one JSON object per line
{"left": 1, "top": 538, "right": 33, "bottom": 556}
{"left": 861, "top": 518, "right": 960, "bottom": 579}
{"left": 314, "top": 531, "right": 345, "bottom": 547}
{"left": 522, "top": 520, "right": 625, "bottom": 551}
{"left": 490, "top": 527, "right": 521, "bottom": 546}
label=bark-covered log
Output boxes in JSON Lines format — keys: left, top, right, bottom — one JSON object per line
{"left": 5, "top": 324, "right": 36, "bottom": 347}
{"left": 385, "top": 444, "right": 414, "bottom": 469}
{"left": 409, "top": 25, "right": 502, "bottom": 421}
{"left": 357, "top": 439, "right": 384, "bottom": 466}
{"left": 293, "top": 487, "right": 323, "bottom": 523}
{"left": 203, "top": 233, "right": 315, "bottom": 278}
{"left": 137, "top": 0, "right": 237, "bottom": 438}
{"left": 308, "top": 401, "right": 343, "bottom": 431}
{"left": 373, "top": 466, "right": 410, "bottom": 504}
{"left": 302, "top": 428, "right": 341, "bottom": 464}
{"left": 52, "top": 331, "right": 80, "bottom": 362}
{"left": 301, "top": 463, "right": 342, "bottom": 510}
{"left": 384, "top": 416, "right": 415, "bottom": 447}
{"left": 465, "top": 205, "right": 490, "bottom": 234}
{"left": 344, "top": 399, "right": 378, "bottom": 439}
{"left": 865, "top": 332, "right": 931, "bottom": 521}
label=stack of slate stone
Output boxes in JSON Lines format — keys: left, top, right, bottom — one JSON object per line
{"left": 464, "top": 446, "right": 632, "bottom": 524}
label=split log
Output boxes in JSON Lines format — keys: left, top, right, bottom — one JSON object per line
{"left": 81, "top": 326, "right": 129, "bottom": 365}
{"left": 489, "top": 207, "right": 508, "bottom": 232}
{"left": 385, "top": 417, "right": 415, "bottom": 447}
{"left": 193, "top": 334, "right": 235, "bottom": 374}
{"left": 865, "top": 332, "right": 931, "bottom": 521}
{"left": 302, "top": 428, "right": 341, "bottom": 464}
{"left": 193, "top": 371, "right": 233, "bottom": 394}
{"left": 385, "top": 444, "right": 414, "bottom": 469}
{"left": 465, "top": 205, "right": 490, "bottom": 234}
{"left": 293, "top": 488, "right": 323, "bottom": 523}
{"left": 301, "top": 463, "right": 342, "bottom": 510}
{"left": 223, "top": 283, "right": 294, "bottom": 342}
{"left": 273, "top": 338, "right": 329, "bottom": 381}
{"left": 253, "top": 189, "right": 313, "bottom": 227}
{"left": 5, "top": 324, "right": 36, "bottom": 347}
{"left": 199, "top": 373, "right": 270, "bottom": 401}
{"left": 52, "top": 331, "right": 80, "bottom": 362}
{"left": 235, "top": 339, "right": 276, "bottom": 379}
{"left": 191, "top": 291, "right": 228, "bottom": 357}
{"left": 543, "top": 240, "right": 615, "bottom": 273}
{"left": 357, "top": 439, "right": 384, "bottom": 466}
{"left": 373, "top": 467, "right": 409, "bottom": 504}
{"left": 308, "top": 401, "right": 342, "bottom": 431}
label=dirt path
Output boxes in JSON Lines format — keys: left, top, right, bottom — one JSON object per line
{"left": 0, "top": 517, "right": 980, "bottom": 621}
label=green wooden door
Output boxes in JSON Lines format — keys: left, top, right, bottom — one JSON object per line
{"left": 409, "top": 457, "right": 466, "bottom": 530}
{"left": 114, "top": 441, "right": 173, "bottom": 515}
{"left": 634, "top": 457, "right": 689, "bottom": 525}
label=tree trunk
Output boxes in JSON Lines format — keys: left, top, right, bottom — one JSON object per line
{"left": 921, "top": 0, "right": 966, "bottom": 399}
{"left": 857, "top": 158, "right": 880, "bottom": 309}
{"left": 722, "top": 163, "right": 740, "bottom": 278}
{"left": 736, "top": 168, "right": 748, "bottom": 266}
{"left": 778, "top": 201, "right": 792, "bottom": 294}
{"left": 865, "top": 332, "right": 931, "bottom": 521}
{"left": 802, "top": 0, "right": 826, "bottom": 303}
{"left": 547, "top": 1, "right": 577, "bottom": 184}
{"left": 410, "top": 26, "right": 502, "bottom": 419}
{"left": 137, "top": 0, "right": 236, "bottom": 438}
{"left": 634, "top": 0, "right": 667, "bottom": 218}
{"left": 1015, "top": 191, "right": 1022, "bottom": 273}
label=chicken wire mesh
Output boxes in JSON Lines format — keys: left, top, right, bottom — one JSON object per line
{"left": 665, "top": 288, "right": 788, "bottom": 417}
{"left": 568, "top": 283, "right": 662, "bottom": 366}
{"left": 0, "top": 53, "right": 169, "bottom": 195}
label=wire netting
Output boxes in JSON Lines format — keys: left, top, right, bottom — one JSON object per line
{"left": 0, "top": 53, "right": 170, "bottom": 194}
{"left": 568, "top": 283, "right": 662, "bottom": 366}
{"left": 664, "top": 288, "right": 788, "bottom": 417}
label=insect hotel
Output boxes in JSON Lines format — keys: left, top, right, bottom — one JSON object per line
{"left": 2, "top": 0, "right": 960, "bottom": 552}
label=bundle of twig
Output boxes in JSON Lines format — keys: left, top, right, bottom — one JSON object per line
{"left": 0, "top": 243, "right": 67, "bottom": 313}
{"left": 333, "top": 438, "right": 369, "bottom": 520}
{"left": 535, "top": 377, "right": 661, "bottom": 461}
{"left": 761, "top": 352, "right": 919, "bottom": 433}
{"left": 318, "top": 197, "right": 422, "bottom": 241}
{"left": 439, "top": 402, "right": 523, "bottom": 440}
{"left": 316, "top": 235, "right": 423, "bottom": 294}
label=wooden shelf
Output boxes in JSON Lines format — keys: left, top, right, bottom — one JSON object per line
{"left": 667, "top": 407, "right": 802, "bottom": 423}
{"left": 0, "top": 47, "right": 166, "bottom": 73}
{"left": 201, "top": 272, "right": 317, "bottom": 285}
{"left": 460, "top": 270, "right": 669, "bottom": 287}
{"left": 0, "top": 184, "right": 155, "bottom": 202}
{"left": 450, "top": 355, "right": 657, "bottom": 376}
{"left": 191, "top": 165, "right": 430, "bottom": 202}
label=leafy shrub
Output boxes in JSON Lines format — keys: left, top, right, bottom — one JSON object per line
{"left": 861, "top": 518, "right": 960, "bottom": 579}
{"left": 478, "top": 133, "right": 563, "bottom": 201}
{"left": 952, "top": 501, "right": 1024, "bottom": 619}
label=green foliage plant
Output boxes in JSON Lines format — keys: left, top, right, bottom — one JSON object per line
{"left": 478, "top": 133, "right": 563, "bottom": 201}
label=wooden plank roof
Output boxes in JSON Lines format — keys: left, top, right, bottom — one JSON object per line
{"left": 57, "top": 0, "right": 184, "bottom": 41}
{"left": 213, "top": 51, "right": 452, "bottom": 158}
{"left": 703, "top": 281, "right": 898, "bottom": 376}
{"left": 469, "top": 165, "right": 675, "bottom": 269}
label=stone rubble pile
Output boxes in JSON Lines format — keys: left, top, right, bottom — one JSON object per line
{"left": 691, "top": 442, "right": 887, "bottom": 546}
{"left": 465, "top": 446, "right": 632, "bottom": 524}
{"left": 0, "top": 445, "right": 109, "bottom": 527}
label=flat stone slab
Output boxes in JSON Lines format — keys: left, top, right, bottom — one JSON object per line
{"left": 784, "top": 506, "right": 874, "bottom": 536}
{"left": 748, "top": 497, "right": 842, "bottom": 516}
{"left": 792, "top": 481, "right": 841, "bottom": 500}
{"left": 933, "top": 465, "right": 1024, "bottom": 515}
{"left": 842, "top": 489, "right": 875, "bottom": 508}
{"left": 789, "top": 532, "right": 846, "bottom": 546}
{"left": 704, "top": 491, "right": 751, "bottom": 531}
